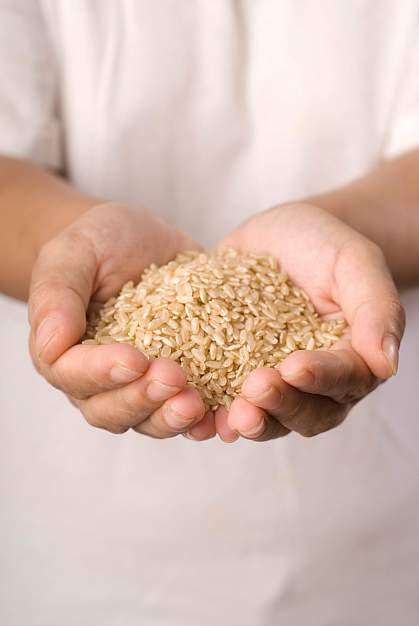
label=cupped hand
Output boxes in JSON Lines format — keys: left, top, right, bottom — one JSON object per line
{"left": 28, "top": 202, "right": 214, "bottom": 438}
{"left": 213, "top": 203, "right": 405, "bottom": 442}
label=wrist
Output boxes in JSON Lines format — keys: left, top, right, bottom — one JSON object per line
{"left": 302, "top": 184, "right": 361, "bottom": 223}
{"left": 289, "top": 174, "right": 418, "bottom": 287}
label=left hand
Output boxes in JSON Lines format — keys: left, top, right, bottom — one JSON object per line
{"left": 203, "top": 203, "right": 405, "bottom": 443}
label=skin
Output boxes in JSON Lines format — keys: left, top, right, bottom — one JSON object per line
{"left": 28, "top": 202, "right": 214, "bottom": 439}
{"left": 308, "top": 148, "right": 419, "bottom": 288}
{"left": 0, "top": 152, "right": 416, "bottom": 442}
{"left": 0, "top": 157, "right": 99, "bottom": 299}
{"left": 211, "top": 203, "right": 404, "bottom": 442}
{"left": 209, "top": 149, "right": 419, "bottom": 441}
{"left": 0, "top": 157, "right": 213, "bottom": 438}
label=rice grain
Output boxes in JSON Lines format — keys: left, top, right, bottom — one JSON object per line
{"left": 84, "top": 248, "right": 346, "bottom": 409}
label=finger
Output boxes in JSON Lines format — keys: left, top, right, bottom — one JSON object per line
{"left": 134, "top": 386, "right": 206, "bottom": 438}
{"left": 238, "top": 368, "right": 348, "bottom": 437}
{"left": 335, "top": 240, "right": 405, "bottom": 379}
{"left": 32, "top": 343, "right": 150, "bottom": 399}
{"left": 29, "top": 232, "right": 97, "bottom": 366}
{"left": 226, "top": 397, "right": 290, "bottom": 442}
{"left": 76, "top": 358, "right": 187, "bottom": 431}
{"left": 278, "top": 340, "right": 378, "bottom": 403}
{"left": 70, "top": 396, "right": 129, "bottom": 435}
{"left": 184, "top": 410, "right": 216, "bottom": 441}
{"left": 215, "top": 406, "right": 240, "bottom": 443}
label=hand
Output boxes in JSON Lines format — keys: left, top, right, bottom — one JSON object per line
{"left": 29, "top": 203, "right": 214, "bottom": 439}
{"left": 213, "top": 203, "right": 405, "bottom": 442}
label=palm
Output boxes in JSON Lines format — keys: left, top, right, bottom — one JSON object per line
{"left": 80, "top": 204, "right": 198, "bottom": 306}
{"left": 213, "top": 202, "right": 401, "bottom": 442}
{"left": 221, "top": 203, "right": 352, "bottom": 318}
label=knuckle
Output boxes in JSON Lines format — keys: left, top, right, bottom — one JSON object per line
{"left": 78, "top": 352, "right": 108, "bottom": 395}
{"left": 164, "top": 412, "right": 195, "bottom": 432}
{"left": 122, "top": 385, "right": 151, "bottom": 421}
{"left": 331, "top": 355, "right": 370, "bottom": 403}
{"left": 255, "top": 422, "right": 289, "bottom": 442}
{"left": 340, "top": 238, "right": 381, "bottom": 264}
{"left": 365, "top": 239, "right": 386, "bottom": 262}
{"left": 283, "top": 395, "right": 322, "bottom": 437}
{"left": 67, "top": 389, "right": 88, "bottom": 400}
{"left": 297, "top": 417, "right": 325, "bottom": 437}
{"left": 106, "top": 424, "right": 129, "bottom": 435}
{"left": 339, "top": 238, "right": 393, "bottom": 288}
{"left": 83, "top": 411, "right": 103, "bottom": 429}
{"left": 285, "top": 392, "right": 306, "bottom": 422}
{"left": 350, "top": 371, "right": 378, "bottom": 402}
{"left": 67, "top": 395, "right": 81, "bottom": 408}
{"left": 28, "top": 282, "right": 51, "bottom": 324}
{"left": 33, "top": 359, "right": 65, "bottom": 393}
{"left": 300, "top": 428, "right": 318, "bottom": 438}
{"left": 48, "top": 364, "right": 85, "bottom": 398}
{"left": 32, "top": 242, "right": 53, "bottom": 273}
{"left": 38, "top": 236, "right": 59, "bottom": 258}
{"left": 39, "top": 230, "right": 82, "bottom": 260}
{"left": 132, "top": 425, "right": 165, "bottom": 439}
{"left": 299, "top": 421, "right": 329, "bottom": 437}
{"left": 81, "top": 405, "right": 106, "bottom": 429}
{"left": 353, "top": 296, "right": 405, "bottom": 340}
{"left": 297, "top": 406, "right": 346, "bottom": 437}
{"left": 316, "top": 361, "right": 344, "bottom": 395}
{"left": 105, "top": 385, "right": 154, "bottom": 427}
{"left": 82, "top": 411, "right": 127, "bottom": 434}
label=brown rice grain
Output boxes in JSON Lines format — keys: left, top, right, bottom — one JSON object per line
{"left": 84, "top": 248, "right": 346, "bottom": 409}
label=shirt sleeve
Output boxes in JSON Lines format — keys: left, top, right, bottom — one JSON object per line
{"left": 0, "top": 0, "right": 62, "bottom": 169}
{"left": 383, "top": 28, "right": 419, "bottom": 158}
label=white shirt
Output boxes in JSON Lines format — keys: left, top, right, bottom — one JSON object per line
{"left": 0, "top": 2, "right": 419, "bottom": 625}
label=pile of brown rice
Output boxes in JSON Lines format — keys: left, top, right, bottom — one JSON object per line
{"left": 84, "top": 248, "right": 345, "bottom": 409}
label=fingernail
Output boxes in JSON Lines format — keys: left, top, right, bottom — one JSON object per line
{"left": 146, "top": 380, "right": 181, "bottom": 402}
{"left": 36, "top": 317, "right": 59, "bottom": 359}
{"left": 165, "top": 409, "right": 193, "bottom": 431}
{"left": 243, "top": 383, "right": 275, "bottom": 401}
{"left": 243, "top": 384, "right": 283, "bottom": 414}
{"left": 382, "top": 334, "right": 399, "bottom": 376}
{"left": 280, "top": 367, "right": 315, "bottom": 387}
{"left": 110, "top": 365, "right": 143, "bottom": 384}
{"left": 241, "top": 419, "right": 266, "bottom": 438}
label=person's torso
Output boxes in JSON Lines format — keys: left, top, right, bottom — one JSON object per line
{"left": 1, "top": 2, "right": 419, "bottom": 625}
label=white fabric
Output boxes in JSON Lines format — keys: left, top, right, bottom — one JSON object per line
{"left": 1, "top": 1, "right": 419, "bottom": 625}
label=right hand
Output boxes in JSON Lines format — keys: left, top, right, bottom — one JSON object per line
{"left": 28, "top": 203, "right": 215, "bottom": 439}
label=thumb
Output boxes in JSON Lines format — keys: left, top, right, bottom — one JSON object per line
{"left": 335, "top": 240, "right": 405, "bottom": 380}
{"left": 28, "top": 233, "right": 97, "bottom": 366}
